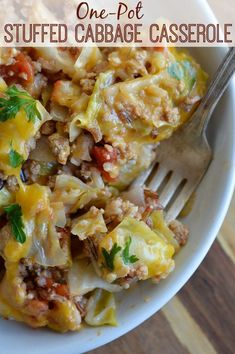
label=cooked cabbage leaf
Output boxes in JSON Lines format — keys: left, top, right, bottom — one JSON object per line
{"left": 68, "top": 258, "right": 122, "bottom": 296}
{"left": 31, "top": 209, "right": 71, "bottom": 267}
{"left": 0, "top": 187, "right": 14, "bottom": 215}
{"left": 15, "top": 184, "right": 70, "bottom": 266}
{"left": 52, "top": 175, "right": 99, "bottom": 213}
{"left": 71, "top": 207, "right": 107, "bottom": 240}
{"left": 85, "top": 289, "right": 118, "bottom": 327}
{"left": 98, "top": 217, "right": 175, "bottom": 281}
{"left": 72, "top": 71, "right": 114, "bottom": 142}
{"left": 150, "top": 210, "right": 179, "bottom": 251}
{"left": 0, "top": 83, "right": 51, "bottom": 178}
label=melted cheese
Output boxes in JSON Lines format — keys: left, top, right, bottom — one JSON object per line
{"left": 16, "top": 184, "right": 50, "bottom": 219}
{"left": 0, "top": 81, "right": 51, "bottom": 178}
{"left": 2, "top": 184, "right": 51, "bottom": 263}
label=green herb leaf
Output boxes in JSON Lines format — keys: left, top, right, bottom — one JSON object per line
{"left": 9, "top": 145, "right": 24, "bottom": 168}
{"left": 168, "top": 60, "right": 197, "bottom": 91}
{"left": 0, "top": 86, "right": 41, "bottom": 123}
{"left": 122, "top": 237, "right": 139, "bottom": 265}
{"left": 102, "top": 243, "right": 122, "bottom": 271}
{"left": 167, "top": 62, "right": 184, "bottom": 81}
{"left": 3, "top": 204, "right": 26, "bottom": 244}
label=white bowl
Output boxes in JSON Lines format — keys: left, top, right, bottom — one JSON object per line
{"left": 1, "top": 4, "right": 235, "bottom": 354}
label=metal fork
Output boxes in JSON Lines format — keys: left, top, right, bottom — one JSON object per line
{"left": 132, "top": 48, "right": 235, "bottom": 222}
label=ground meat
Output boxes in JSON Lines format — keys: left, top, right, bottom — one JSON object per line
{"left": 116, "top": 101, "right": 142, "bottom": 124}
{"left": 41, "top": 121, "right": 56, "bottom": 136}
{"left": 29, "top": 73, "right": 47, "bottom": 99}
{"left": 47, "top": 175, "right": 57, "bottom": 189}
{"left": 79, "top": 162, "right": 93, "bottom": 181}
{"left": 104, "top": 197, "right": 141, "bottom": 225}
{"left": 73, "top": 295, "right": 88, "bottom": 318}
{"left": 22, "top": 160, "right": 41, "bottom": 183}
{"left": 161, "top": 106, "right": 179, "bottom": 125}
{"left": 117, "top": 275, "right": 139, "bottom": 289}
{"left": 0, "top": 224, "right": 12, "bottom": 254}
{"left": 180, "top": 95, "right": 201, "bottom": 112}
{"left": 144, "top": 189, "right": 163, "bottom": 210}
{"left": 117, "top": 264, "right": 148, "bottom": 288}
{"left": 48, "top": 133, "right": 70, "bottom": 165}
{"left": 20, "top": 260, "right": 69, "bottom": 302}
{"left": 169, "top": 220, "right": 189, "bottom": 246}
{"left": 80, "top": 72, "right": 96, "bottom": 95}
{"left": 6, "top": 175, "right": 19, "bottom": 192}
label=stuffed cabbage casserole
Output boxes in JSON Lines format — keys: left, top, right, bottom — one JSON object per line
{"left": 0, "top": 47, "right": 207, "bottom": 332}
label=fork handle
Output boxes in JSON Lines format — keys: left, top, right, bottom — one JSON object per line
{"left": 190, "top": 47, "right": 235, "bottom": 135}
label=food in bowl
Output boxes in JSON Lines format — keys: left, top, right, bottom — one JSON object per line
{"left": 0, "top": 46, "right": 207, "bottom": 332}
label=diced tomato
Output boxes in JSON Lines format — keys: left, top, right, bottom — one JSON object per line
{"left": 92, "top": 146, "right": 117, "bottom": 167}
{"left": 91, "top": 146, "right": 118, "bottom": 182}
{"left": 55, "top": 284, "right": 69, "bottom": 298}
{"left": 153, "top": 47, "right": 165, "bottom": 52}
{"left": 45, "top": 277, "right": 53, "bottom": 289}
{"left": 0, "top": 52, "right": 34, "bottom": 86}
{"left": 101, "top": 170, "right": 117, "bottom": 183}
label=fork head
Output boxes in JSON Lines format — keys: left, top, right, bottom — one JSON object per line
{"left": 132, "top": 127, "right": 212, "bottom": 222}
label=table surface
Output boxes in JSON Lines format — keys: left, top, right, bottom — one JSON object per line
{"left": 88, "top": 1, "right": 235, "bottom": 352}
{"left": 87, "top": 194, "right": 235, "bottom": 354}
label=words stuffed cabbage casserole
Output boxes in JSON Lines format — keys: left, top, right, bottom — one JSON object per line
{"left": 0, "top": 47, "right": 207, "bottom": 332}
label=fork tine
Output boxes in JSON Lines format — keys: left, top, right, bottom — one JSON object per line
{"left": 158, "top": 173, "right": 183, "bottom": 208}
{"left": 166, "top": 181, "right": 195, "bottom": 222}
{"left": 132, "top": 162, "right": 156, "bottom": 187}
{"left": 148, "top": 165, "right": 168, "bottom": 191}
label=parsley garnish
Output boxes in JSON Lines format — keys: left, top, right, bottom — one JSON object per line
{"left": 0, "top": 86, "right": 41, "bottom": 123}
{"left": 9, "top": 144, "right": 24, "bottom": 168}
{"left": 122, "top": 237, "right": 139, "bottom": 265}
{"left": 102, "top": 243, "right": 121, "bottom": 271}
{"left": 3, "top": 204, "right": 26, "bottom": 244}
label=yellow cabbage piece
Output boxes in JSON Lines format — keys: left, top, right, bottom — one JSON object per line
{"left": 99, "top": 47, "right": 207, "bottom": 146}
{"left": 0, "top": 82, "right": 51, "bottom": 178}
{"left": 104, "top": 74, "right": 177, "bottom": 128}
{"left": 150, "top": 210, "right": 179, "bottom": 251}
{"left": 72, "top": 71, "right": 114, "bottom": 142}
{"left": 52, "top": 175, "right": 99, "bottom": 212}
{"left": 2, "top": 184, "right": 51, "bottom": 263}
{"left": 85, "top": 289, "right": 118, "bottom": 327}
{"left": 34, "top": 47, "right": 80, "bottom": 78}
{"left": 3, "top": 184, "right": 71, "bottom": 266}
{"left": 68, "top": 259, "right": 122, "bottom": 296}
{"left": 31, "top": 208, "right": 71, "bottom": 267}
{"left": 71, "top": 207, "right": 107, "bottom": 240}
{"left": 111, "top": 143, "right": 155, "bottom": 190}
{"left": 98, "top": 217, "right": 175, "bottom": 281}
{"left": 0, "top": 187, "right": 14, "bottom": 215}
{"left": 74, "top": 47, "right": 102, "bottom": 79}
